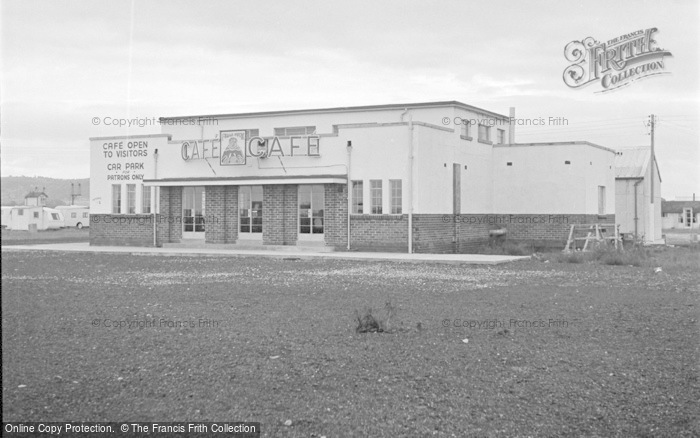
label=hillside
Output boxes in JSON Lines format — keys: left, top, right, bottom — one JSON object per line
{"left": 1, "top": 176, "right": 90, "bottom": 207}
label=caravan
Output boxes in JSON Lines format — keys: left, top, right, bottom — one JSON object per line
{"left": 1, "top": 206, "right": 64, "bottom": 230}
{"left": 55, "top": 205, "right": 90, "bottom": 228}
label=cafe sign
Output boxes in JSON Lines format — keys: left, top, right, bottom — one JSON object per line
{"left": 181, "top": 130, "right": 321, "bottom": 166}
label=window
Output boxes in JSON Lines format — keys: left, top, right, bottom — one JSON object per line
{"left": 142, "top": 186, "right": 152, "bottom": 214}
{"left": 71, "top": 213, "right": 77, "bottom": 218}
{"left": 83, "top": 212, "right": 89, "bottom": 218}
{"left": 126, "top": 184, "right": 136, "bottom": 214}
{"left": 460, "top": 120, "right": 471, "bottom": 138}
{"left": 33, "top": 212, "right": 39, "bottom": 218}
{"left": 274, "top": 126, "right": 316, "bottom": 136}
{"left": 370, "top": 180, "right": 382, "bottom": 214}
{"left": 352, "top": 181, "right": 363, "bottom": 214}
{"left": 390, "top": 180, "right": 402, "bottom": 214}
{"left": 112, "top": 185, "right": 121, "bottom": 214}
{"left": 478, "top": 124, "right": 491, "bottom": 142}
{"left": 497, "top": 129, "right": 505, "bottom": 144}
{"left": 598, "top": 186, "right": 606, "bottom": 215}
{"left": 51, "top": 213, "right": 60, "bottom": 220}
{"left": 17, "top": 209, "right": 23, "bottom": 216}
{"left": 684, "top": 208, "right": 693, "bottom": 226}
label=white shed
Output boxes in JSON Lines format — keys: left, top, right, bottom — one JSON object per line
{"left": 614, "top": 146, "right": 662, "bottom": 243}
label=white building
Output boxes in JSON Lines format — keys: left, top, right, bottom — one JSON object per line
{"left": 614, "top": 146, "right": 662, "bottom": 243}
{"left": 89, "top": 101, "right": 616, "bottom": 252}
{"left": 662, "top": 198, "right": 700, "bottom": 230}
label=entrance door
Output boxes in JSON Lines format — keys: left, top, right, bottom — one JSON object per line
{"left": 239, "top": 186, "right": 263, "bottom": 240}
{"left": 183, "top": 186, "right": 205, "bottom": 239}
{"left": 299, "top": 185, "right": 324, "bottom": 240}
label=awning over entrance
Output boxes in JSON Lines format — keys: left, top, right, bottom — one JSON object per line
{"left": 143, "top": 174, "right": 347, "bottom": 187}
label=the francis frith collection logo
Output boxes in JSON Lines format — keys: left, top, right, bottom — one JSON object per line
{"left": 563, "top": 27, "right": 672, "bottom": 93}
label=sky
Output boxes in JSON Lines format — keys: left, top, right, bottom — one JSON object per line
{"left": 1, "top": 0, "right": 698, "bottom": 199}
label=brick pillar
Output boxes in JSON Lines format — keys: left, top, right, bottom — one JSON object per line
{"left": 156, "top": 186, "right": 170, "bottom": 245}
{"left": 224, "top": 186, "right": 238, "bottom": 243}
{"left": 169, "top": 186, "right": 183, "bottom": 242}
{"left": 263, "top": 185, "right": 283, "bottom": 245}
{"left": 283, "top": 185, "right": 298, "bottom": 245}
{"left": 324, "top": 183, "right": 348, "bottom": 249}
{"left": 205, "top": 186, "right": 225, "bottom": 243}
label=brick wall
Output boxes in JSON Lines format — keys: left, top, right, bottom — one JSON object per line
{"left": 324, "top": 184, "right": 348, "bottom": 249}
{"left": 90, "top": 214, "right": 156, "bottom": 246}
{"left": 350, "top": 214, "right": 408, "bottom": 252}
{"left": 411, "top": 214, "right": 491, "bottom": 254}
{"left": 263, "top": 185, "right": 298, "bottom": 245}
{"left": 93, "top": 185, "right": 615, "bottom": 253}
{"left": 205, "top": 186, "right": 239, "bottom": 243}
{"left": 157, "top": 186, "right": 182, "bottom": 244}
{"left": 412, "top": 213, "right": 617, "bottom": 253}
{"left": 224, "top": 186, "right": 239, "bottom": 243}
{"left": 499, "top": 213, "right": 616, "bottom": 249}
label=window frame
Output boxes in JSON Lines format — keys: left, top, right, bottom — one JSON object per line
{"left": 142, "top": 185, "right": 152, "bottom": 214}
{"left": 126, "top": 184, "right": 136, "bottom": 214}
{"left": 497, "top": 129, "right": 506, "bottom": 144}
{"left": 351, "top": 180, "right": 363, "bottom": 214}
{"left": 273, "top": 126, "right": 316, "bottom": 136}
{"left": 112, "top": 185, "right": 121, "bottom": 214}
{"left": 390, "top": 179, "right": 402, "bottom": 215}
{"left": 370, "top": 179, "right": 383, "bottom": 214}
{"left": 478, "top": 124, "right": 491, "bottom": 142}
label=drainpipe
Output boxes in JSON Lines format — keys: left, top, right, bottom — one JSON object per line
{"left": 509, "top": 107, "right": 515, "bottom": 143}
{"left": 346, "top": 141, "right": 352, "bottom": 250}
{"left": 633, "top": 179, "right": 642, "bottom": 239}
{"left": 401, "top": 108, "right": 414, "bottom": 254}
{"left": 153, "top": 148, "right": 159, "bottom": 247}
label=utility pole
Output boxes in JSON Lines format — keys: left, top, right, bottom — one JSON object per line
{"left": 649, "top": 114, "right": 655, "bottom": 203}
{"left": 70, "top": 182, "right": 82, "bottom": 205}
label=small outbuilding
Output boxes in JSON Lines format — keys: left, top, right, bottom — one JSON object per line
{"left": 614, "top": 146, "right": 662, "bottom": 243}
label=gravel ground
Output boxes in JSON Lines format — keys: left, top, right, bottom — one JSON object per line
{"left": 2, "top": 250, "right": 699, "bottom": 437}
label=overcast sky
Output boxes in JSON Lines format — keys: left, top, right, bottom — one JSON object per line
{"left": 2, "top": 0, "right": 698, "bottom": 199}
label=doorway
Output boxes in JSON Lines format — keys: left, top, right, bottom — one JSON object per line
{"left": 182, "top": 186, "right": 205, "bottom": 239}
{"left": 298, "top": 185, "right": 324, "bottom": 240}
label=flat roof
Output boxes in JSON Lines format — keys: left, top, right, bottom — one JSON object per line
{"left": 495, "top": 141, "right": 615, "bottom": 153}
{"left": 89, "top": 134, "right": 172, "bottom": 141}
{"left": 159, "top": 101, "right": 510, "bottom": 122}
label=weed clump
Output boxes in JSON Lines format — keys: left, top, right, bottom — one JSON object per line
{"left": 355, "top": 301, "right": 396, "bottom": 334}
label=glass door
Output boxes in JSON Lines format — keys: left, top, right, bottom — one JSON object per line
{"left": 239, "top": 186, "right": 263, "bottom": 239}
{"left": 183, "top": 186, "right": 205, "bottom": 239}
{"left": 299, "top": 185, "right": 324, "bottom": 240}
